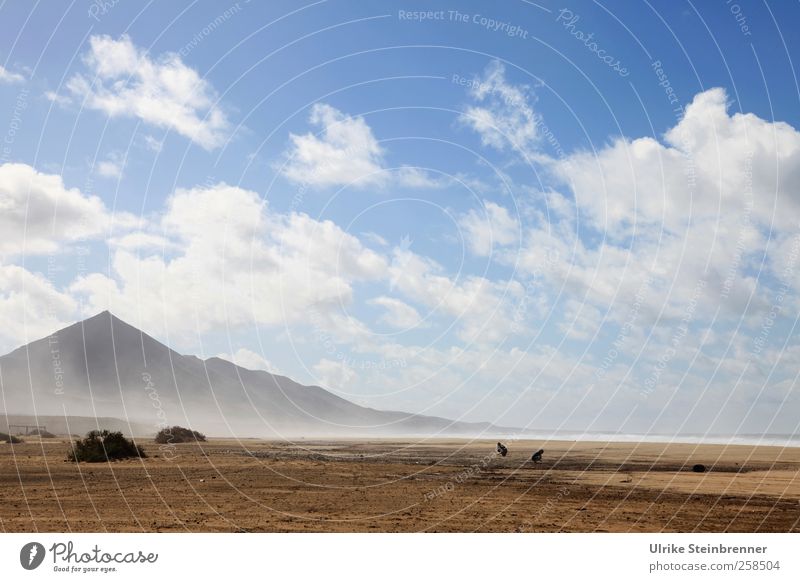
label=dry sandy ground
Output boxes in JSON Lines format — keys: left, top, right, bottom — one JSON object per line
{"left": 1, "top": 438, "right": 798, "bottom": 532}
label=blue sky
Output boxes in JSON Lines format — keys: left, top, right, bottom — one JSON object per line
{"left": 2, "top": 0, "right": 800, "bottom": 435}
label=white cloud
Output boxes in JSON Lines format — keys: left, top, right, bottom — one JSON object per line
{"left": 0, "top": 162, "right": 127, "bottom": 255}
{"left": 280, "top": 103, "right": 445, "bottom": 189}
{"left": 96, "top": 152, "right": 125, "bottom": 178}
{"left": 369, "top": 296, "right": 425, "bottom": 329}
{"left": 492, "top": 87, "right": 800, "bottom": 343}
{"left": 558, "top": 299, "right": 604, "bottom": 341}
{"left": 459, "top": 200, "right": 520, "bottom": 256}
{"left": 64, "top": 35, "right": 229, "bottom": 150}
{"left": 393, "top": 166, "right": 447, "bottom": 189}
{"left": 0, "top": 65, "right": 25, "bottom": 84}
{"left": 313, "top": 358, "right": 357, "bottom": 390}
{"left": 0, "top": 264, "right": 77, "bottom": 353}
{"left": 282, "top": 103, "right": 383, "bottom": 187}
{"left": 44, "top": 91, "right": 70, "bottom": 106}
{"left": 361, "top": 231, "right": 389, "bottom": 247}
{"left": 70, "top": 182, "right": 388, "bottom": 341}
{"left": 217, "top": 348, "right": 281, "bottom": 375}
{"left": 142, "top": 135, "right": 164, "bottom": 153}
{"left": 553, "top": 88, "right": 800, "bottom": 235}
{"left": 460, "top": 61, "right": 539, "bottom": 156}
{"left": 107, "top": 232, "right": 173, "bottom": 252}
{"left": 388, "top": 247, "right": 525, "bottom": 343}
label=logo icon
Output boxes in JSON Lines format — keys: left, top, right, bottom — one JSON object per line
{"left": 20, "top": 542, "right": 46, "bottom": 570}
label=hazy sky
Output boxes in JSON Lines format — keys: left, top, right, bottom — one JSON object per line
{"left": 1, "top": 0, "right": 799, "bottom": 434}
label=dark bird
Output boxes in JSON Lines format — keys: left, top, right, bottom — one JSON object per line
{"left": 531, "top": 449, "right": 544, "bottom": 463}
{"left": 496, "top": 442, "right": 508, "bottom": 457}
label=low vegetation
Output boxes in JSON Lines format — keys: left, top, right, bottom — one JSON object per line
{"left": 0, "top": 432, "right": 22, "bottom": 444}
{"left": 67, "top": 430, "right": 146, "bottom": 462}
{"left": 154, "top": 426, "right": 206, "bottom": 444}
{"left": 28, "top": 428, "right": 57, "bottom": 438}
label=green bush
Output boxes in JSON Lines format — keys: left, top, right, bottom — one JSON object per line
{"left": 0, "top": 432, "right": 22, "bottom": 444}
{"left": 67, "top": 430, "right": 146, "bottom": 462}
{"left": 154, "top": 426, "right": 206, "bottom": 444}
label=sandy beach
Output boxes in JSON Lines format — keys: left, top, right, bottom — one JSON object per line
{"left": 1, "top": 438, "right": 798, "bottom": 532}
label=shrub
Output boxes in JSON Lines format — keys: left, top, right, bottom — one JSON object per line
{"left": 0, "top": 432, "right": 22, "bottom": 444}
{"left": 28, "top": 429, "right": 57, "bottom": 438}
{"left": 67, "top": 430, "right": 146, "bottom": 462}
{"left": 154, "top": 426, "right": 206, "bottom": 444}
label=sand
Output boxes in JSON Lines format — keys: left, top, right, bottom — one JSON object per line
{"left": 1, "top": 437, "right": 798, "bottom": 532}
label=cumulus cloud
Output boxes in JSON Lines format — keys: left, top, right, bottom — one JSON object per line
{"left": 460, "top": 61, "right": 539, "bottom": 156}
{"left": 453, "top": 76, "right": 800, "bottom": 431}
{"left": 280, "top": 103, "right": 445, "bottom": 189}
{"left": 96, "top": 152, "right": 125, "bottom": 179}
{"left": 64, "top": 35, "right": 229, "bottom": 150}
{"left": 459, "top": 200, "right": 520, "bottom": 256}
{"left": 107, "top": 232, "right": 174, "bottom": 252}
{"left": 313, "top": 357, "right": 357, "bottom": 390}
{"left": 282, "top": 103, "right": 383, "bottom": 187}
{"left": 554, "top": 88, "right": 800, "bottom": 234}
{"left": 142, "top": 135, "right": 164, "bottom": 153}
{"left": 514, "top": 87, "right": 800, "bottom": 329}
{"left": 0, "top": 65, "right": 25, "bottom": 84}
{"left": 387, "top": 246, "right": 525, "bottom": 343}
{"left": 369, "top": 296, "right": 425, "bottom": 329}
{"left": 558, "top": 298, "right": 605, "bottom": 341}
{"left": 0, "top": 162, "right": 130, "bottom": 255}
{"left": 70, "top": 182, "right": 388, "bottom": 340}
{"left": 0, "top": 264, "right": 77, "bottom": 353}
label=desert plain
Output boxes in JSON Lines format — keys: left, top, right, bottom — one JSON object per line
{"left": 1, "top": 437, "right": 798, "bottom": 532}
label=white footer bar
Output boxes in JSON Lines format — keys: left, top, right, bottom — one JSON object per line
{"left": 1, "top": 533, "right": 797, "bottom": 581}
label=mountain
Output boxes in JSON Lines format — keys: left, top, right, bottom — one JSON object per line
{"left": 0, "top": 311, "right": 509, "bottom": 437}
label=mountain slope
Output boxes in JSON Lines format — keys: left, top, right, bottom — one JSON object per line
{"left": 0, "top": 312, "right": 506, "bottom": 437}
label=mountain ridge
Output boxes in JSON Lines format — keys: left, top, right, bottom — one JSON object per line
{"left": 0, "top": 311, "right": 514, "bottom": 437}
